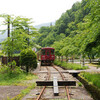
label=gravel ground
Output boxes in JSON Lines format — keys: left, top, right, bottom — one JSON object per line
{"left": 22, "top": 64, "right": 94, "bottom": 100}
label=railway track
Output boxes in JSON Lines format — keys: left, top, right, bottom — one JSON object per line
{"left": 21, "top": 62, "right": 94, "bottom": 100}
{"left": 36, "top": 66, "right": 51, "bottom": 100}
{"left": 22, "top": 63, "right": 94, "bottom": 100}
{"left": 53, "top": 65, "right": 70, "bottom": 100}
{"left": 36, "top": 65, "right": 72, "bottom": 100}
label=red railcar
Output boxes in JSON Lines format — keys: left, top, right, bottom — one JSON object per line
{"left": 40, "top": 47, "right": 55, "bottom": 65}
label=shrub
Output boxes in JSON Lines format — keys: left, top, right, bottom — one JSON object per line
{"left": 54, "top": 59, "right": 62, "bottom": 66}
{"left": 20, "top": 49, "right": 37, "bottom": 73}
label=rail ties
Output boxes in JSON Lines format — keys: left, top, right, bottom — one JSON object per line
{"left": 36, "top": 81, "right": 76, "bottom": 86}
{"left": 36, "top": 78, "right": 76, "bottom": 96}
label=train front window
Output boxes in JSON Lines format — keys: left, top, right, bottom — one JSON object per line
{"left": 51, "top": 49, "right": 54, "bottom": 55}
{"left": 47, "top": 51, "right": 49, "bottom": 56}
{"left": 41, "top": 50, "right": 45, "bottom": 55}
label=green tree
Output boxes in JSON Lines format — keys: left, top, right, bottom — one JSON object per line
{"left": 20, "top": 49, "right": 37, "bottom": 73}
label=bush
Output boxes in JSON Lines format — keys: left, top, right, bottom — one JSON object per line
{"left": 20, "top": 49, "right": 37, "bottom": 72}
{"left": 54, "top": 59, "right": 62, "bottom": 66}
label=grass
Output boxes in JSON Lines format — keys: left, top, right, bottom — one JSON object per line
{"left": 78, "top": 82, "right": 82, "bottom": 87}
{"left": 54, "top": 59, "right": 88, "bottom": 70}
{"left": 81, "top": 72, "right": 100, "bottom": 89}
{"left": 0, "top": 65, "right": 37, "bottom": 86}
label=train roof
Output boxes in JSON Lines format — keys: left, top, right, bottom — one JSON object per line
{"left": 41, "top": 47, "right": 55, "bottom": 50}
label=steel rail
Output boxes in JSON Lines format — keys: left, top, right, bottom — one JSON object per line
{"left": 36, "top": 66, "right": 51, "bottom": 100}
{"left": 36, "top": 86, "right": 46, "bottom": 100}
{"left": 53, "top": 65, "right": 70, "bottom": 100}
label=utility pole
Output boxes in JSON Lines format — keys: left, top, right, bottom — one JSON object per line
{"left": 7, "top": 15, "right": 10, "bottom": 62}
{"left": 8, "top": 15, "right": 10, "bottom": 37}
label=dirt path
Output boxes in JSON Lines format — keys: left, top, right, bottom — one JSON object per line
{"left": 0, "top": 86, "right": 27, "bottom": 100}
{"left": 85, "top": 64, "right": 100, "bottom": 72}
{"left": 77, "top": 64, "right": 100, "bottom": 73}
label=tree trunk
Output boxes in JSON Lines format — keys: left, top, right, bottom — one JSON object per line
{"left": 59, "top": 56, "right": 60, "bottom": 61}
{"left": 89, "top": 58, "right": 92, "bottom": 63}
{"left": 82, "top": 57, "right": 85, "bottom": 66}
{"left": 66, "top": 56, "right": 68, "bottom": 62}
{"left": 27, "top": 27, "right": 29, "bottom": 46}
{"left": 80, "top": 55, "right": 81, "bottom": 64}
{"left": 92, "top": 55, "right": 94, "bottom": 62}
{"left": 88, "top": 54, "right": 91, "bottom": 63}
{"left": 72, "top": 56, "right": 74, "bottom": 63}
{"left": 61, "top": 56, "right": 63, "bottom": 62}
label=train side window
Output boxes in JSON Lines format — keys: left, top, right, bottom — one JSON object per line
{"left": 51, "top": 49, "right": 54, "bottom": 55}
{"left": 41, "top": 50, "right": 45, "bottom": 55}
{"left": 47, "top": 51, "right": 49, "bottom": 56}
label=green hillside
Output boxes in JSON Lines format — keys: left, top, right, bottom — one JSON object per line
{"left": 35, "top": 0, "right": 100, "bottom": 59}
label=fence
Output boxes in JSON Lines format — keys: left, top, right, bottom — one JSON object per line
{"left": 2, "top": 56, "right": 20, "bottom": 66}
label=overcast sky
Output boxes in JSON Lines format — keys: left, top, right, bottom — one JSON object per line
{"left": 0, "top": 0, "right": 82, "bottom": 26}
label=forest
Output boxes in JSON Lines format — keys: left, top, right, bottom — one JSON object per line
{"left": 35, "top": 0, "right": 100, "bottom": 62}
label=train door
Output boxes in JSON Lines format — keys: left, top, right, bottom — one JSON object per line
{"left": 46, "top": 49, "right": 50, "bottom": 60}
